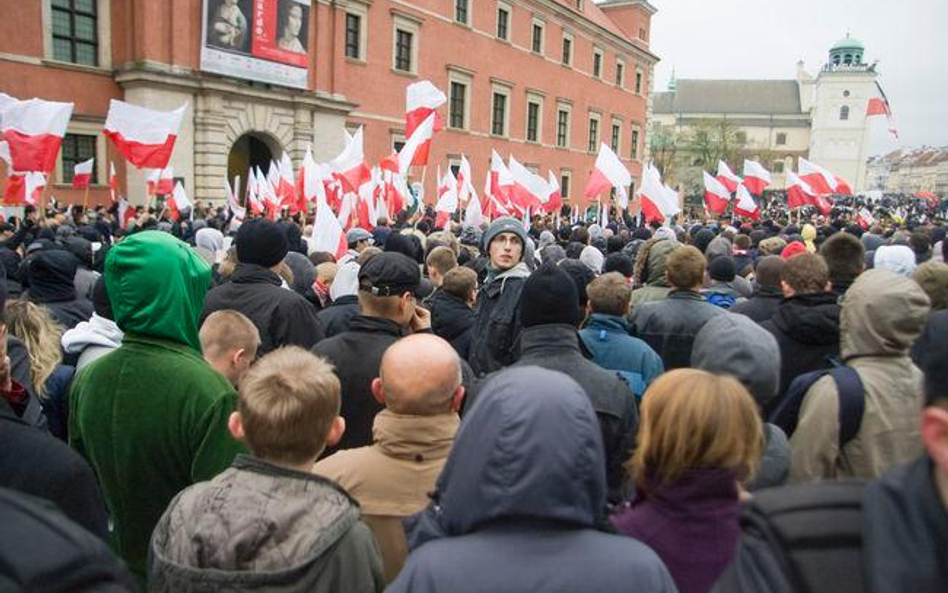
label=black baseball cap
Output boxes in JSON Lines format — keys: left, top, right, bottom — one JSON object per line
{"left": 359, "top": 252, "right": 421, "bottom": 297}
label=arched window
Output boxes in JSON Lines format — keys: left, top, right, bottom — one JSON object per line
{"left": 844, "top": 53, "right": 853, "bottom": 65}
{"left": 832, "top": 55, "right": 841, "bottom": 66}
{"left": 840, "top": 105, "right": 850, "bottom": 120}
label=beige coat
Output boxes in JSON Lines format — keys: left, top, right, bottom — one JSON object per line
{"left": 314, "top": 411, "right": 458, "bottom": 583}
{"left": 790, "top": 269, "right": 930, "bottom": 482}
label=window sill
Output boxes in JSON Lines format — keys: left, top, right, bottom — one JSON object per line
{"left": 345, "top": 56, "right": 367, "bottom": 65}
{"left": 555, "top": 145, "right": 569, "bottom": 151}
{"left": 561, "top": 62, "right": 572, "bottom": 68}
{"left": 490, "top": 133, "right": 509, "bottom": 140}
{"left": 453, "top": 21, "right": 472, "bottom": 30}
{"left": 391, "top": 68, "right": 418, "bottom": 78}
{"left": 447, "top": 125, "right": 469, "bottom": 132}
{"left": 41, "top": 58, "right": 112, "bottom": 76}
{"left": 496, "top": 37, "right": 511, "bottom": 44}
{"left": 525, "top": 139, "right": 540, "bottom": 145}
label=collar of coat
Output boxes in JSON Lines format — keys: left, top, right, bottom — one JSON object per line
{"left": 371, "top": 410, "right": 459, "bottom": 461}
{"left": 229, "top": 263, "right": 281, "bottom": 286}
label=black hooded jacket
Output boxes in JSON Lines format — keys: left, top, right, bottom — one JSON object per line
{"left": 315, "top": 295, "right": 360, "bottom": 339}
{"left": 731, "top": 285, "right": 783, "bottom": 323}
{"left": 427, "top": 289, "right": 474, "bottom": 359}
{"left": 26, "top": 250, "right": 93, "bottom": 330}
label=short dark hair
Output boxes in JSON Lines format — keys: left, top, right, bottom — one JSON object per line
{"left": 666, "top": 246, "right": 705, "bottom": 290}
{"left": 603, "top": 253, "right": 633, "bottom": 278}
{"left": 441, "top": 266, "right": 477, "bottom": 301}
{"left": 820, "top": 232, "right": 865, "bottom": 287}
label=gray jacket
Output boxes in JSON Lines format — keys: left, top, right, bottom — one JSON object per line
{"left": 148, "top": 454, "right": 383, "bottom": 593}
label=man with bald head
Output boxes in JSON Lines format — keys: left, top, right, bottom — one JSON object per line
{"left": 313, "top": 333, "right": 463, "bottom": 584}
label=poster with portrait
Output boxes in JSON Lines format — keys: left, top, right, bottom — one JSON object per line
{"left": 201, "top": 0, "right": 311, "bottom": 89}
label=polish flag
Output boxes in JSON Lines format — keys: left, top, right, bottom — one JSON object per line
{"left": 337, "top": 194, "right": 356, "bottom": 231}
{"left": 145, "top": 168, "right": 159, "bottom": 195}
{"left": 463, "top": 184, "right": 484, "bottom": 228}
{"left": 545, "top": 171, "right": 562, "bottom": 213}
{"left": 584, "top": 143, "right": 631, "bottom": 206}
{"left": 716, "top": 160, "right": 742, "bottom": 193}
{"left": 405, "top": 80, "right": 445, "bottom": 138}
{"left": 637, "top": 164, "right": 678, "bottom": 223}
{"left": 786, "top": 170, "right": 817, "bottom": 210}
{"left": 246, "top": 169, "right": 265, "bottom": 216}
{"left": 379, "top": 152, "right": 399, "bottom": 174}
{"left": 398, "top": 112, "right": 437, "bottom": 174}
{"left": 490, "top": 150, "right": 514, "bottom": 205}
{"left": 166, "top": 181, "right": 192, "bottom": 221}
{"left": 3, "top": 171, "right": 46, "bottom": 205}
{"left": 301, "top": 146, "right": 322, "bottom": 203}
{"left": 867, "top": 81, "right": 898, "bottom": 140}
{"left": 71, "top": 157, "right": 94, "bottom": 189}
{"left": 508, "top": 156, "right": 546, "bottom": 210}
{"left": 0, "top": 138, "right": 11, "bottom": 169}
{"left": 108, "top": 161, "right": 118, "bottom": 202}
{"left": 703, "top": 171, "right": 732, "bottom": 215}
{"left": 435, "top": 167, "right": 459, "bottom": 229}
{"left": 857, "top": 207, "right": 874, "bottom": 230}
{"left": 156, "top": 167, "right": 175, "bottom": 195}
{"left": 0, "top": 98, "right": 73, "bottom": 173}
{"left": 259, "top": 165, "right": 281, "bottom": 216}
{"left": 277, "top": 152, "right": 298, "bottom": 213}
{"left": 733, "top": 184, "right": 761, "bottom": 221}
{"left": 742, "top": 159, "right": 772, "bottom": 196}
{"left": 798, "top": 157, "right": 850, "bottom": 195}
{"left": 388, "top": 172, "right": 410, "bottom": 215}
{"left": 331, "top": 127, "right": 371, "bottom": 193}
{"left": 117, "top": 197, "right": 137, "bottom": 229}
{"left": 457, "top": 154, "right": 474, "bottom": 204}
{"left": 225, "top": 175, "right": 245, "bottom": 222}
{"left": 312, "top": 197, "right": 347, "bottom": 260}
{"left": 103, "top": 100, "right": 186, "bottom": 169}
{"left": 0, "top": 93, "right": 17, "bottom": 172}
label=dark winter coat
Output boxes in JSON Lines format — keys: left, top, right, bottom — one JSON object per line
{"left": 26, "top": 250, "right": 94, "bottom": 330}
{"left": 201, "top": 262, "right": 324, "bottom": 355}
{"left": 0, "top": 487, "right": 137, "bottom": 593}
{"left": 467, "top": 263, "right": 530, "bottom": 377}
{"left": 760, "top": 292, "right": 841, "bottom": 416}
{"left": 579, "top": 313, "right": 664, "bottom": 401}
{"left": 730, "top": 285, "right": 783, "bottom": 322}
{"left": 630, "top": 289, "right": 727, "bottom": 370}
{"left": 428, "top": 289, "right": 474, "bottom": 359}
{"left": 388, "top": 367, "right": 676, "bottom": 593}
{"left": 0, "top": 398, "right": 108, "bottom": 539}
{"left": 315, "top": 294, "right": 360, "bottom": 339}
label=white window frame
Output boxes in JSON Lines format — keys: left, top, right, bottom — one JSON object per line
{"left": 587, "top": 111, "right": 602, "bottom": 153}
{"left": 631, "top": 125, "right": 641, "bottom": 160}
{"left": 344, "top": 1, "right": 369, "bottom": 62}
{"left": 561, "top": 30, "right": 573, "bottom": 66}
{"left": 555, "top": 101, "right": 572, "bottom": 149}
{"left": 610, "top": 117, "right": 622, "bottom": 154}
{"left": 615, "top": 58, "right": 625, "bottom": 88}
{"left": 490, "top": 82, "right": 512, "bottom": 138}
{"left": 525, "top": 91, "right": 544, "bottom": 144}
{"left": 392, "top": 14, "right": 420, "bottom": 75}
{"left": 391, "top": 132, "right": 406, "bottom": 153}
{"left": 447, "top": 67, "right": 473, "bottom": 131}
{"left": 531, "top": 17, "right": 545, "bottom": 54}
{"left": 56, "top": 121, "right": 107, "bottom": 186}
{"left": 41, "top": 0, "right": 112, "bottom": 69}
{"left": 635, "top": 67, "right": 643, "bottom": 95}
{"left": 496, "top": 2, "right": 512, "bottom": 42}
{"left": 560, "top": 169, "right": 571, "bottom": 200}
{"left": 454, "top": 0, "right": 470, "bottom": 26}
{"left": 592, "top": 47, "right": 604, "bottom": 79}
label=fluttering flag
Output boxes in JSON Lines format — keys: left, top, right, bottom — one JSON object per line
{"left": 398, "top": 112, "right": 437, "bottom": 174}
{"left": 166, "top": 181, "right": 192, "bottom": 221}
{"left": 312, "top": 196, "right": 348, "bottom": 260}
{"left": 0, "top": 98, "right": 73, "bottom": 173}
{"left": 156, "top": 167, "right": 175, "bottom": 196}
{"left": 508, "top": 155, "right": 547, "bottom": 211}
{"left": 145, "top": 168, "right": 160, "bottom": 196}
{"left": 702, "top": 171, "right": 732, "bottom": 215}
{"left": 405, "top": 80, "right": 445, "bottom": 138}
{"left": 71, "top": 157, "right": 94, "bottom": 189}
{"left": 108, "top": 161, "right": 118, "bottom": 203}
{"left": 117, "top": 197, "right": 137, "bottom": 229}
{"left": 742, "top": 159, "right": 772, "bottom": 196}
{"left": 463, "top": 181, "right": 484, "bottom": 229}
{"left": 734, "top": 183, "right": 761, "bottom": 221}
{"left": 798, "top": 157, "right": 851, "bottom": 196}
{"left": 866, "top": 80, "right": 898, "bottom": 140}
{"left": 103, "top": 100, "right": 186, "bottom": 169}
{"left": 457, "top": 155, "right": 474, "bottom": 204}
{"left": 545, "top": 171, "right": 562, "bottom": 214}
{"left": 3, "top": 171, "right": 45, "bottom": 205}
{"left": 489, "top": 150, "right": 514, "bottom": 207}
{"left": 246, "top": 168, "right": 265, "bottom": 215}
{"left": 277, "top": 152, "right": 298, "bottom": 213}
{"left": 857, "top": 207, "right": 874, "bottom": 230}
{"left": 637, "top": 164, "right": 679, "bottom": 223}
{"left": 584, "top": 143, "right": 631, "bottom": 207}
{"left": 716, "top": 160, "right": 742, "bottom": 193}
{"left": 0, "top": 93, "right": 17, "bottom": 172}
{"left": 225, "top": 175, "right": 245, "bottom": 222}
{"left": 330, "top": 127, "right": 371, "bottom": 193}
{"left": 786, "top": 170, "right": 818, "bottom": 210}
{"left": 435, "top": 167, "right": 459, "bottom": 229}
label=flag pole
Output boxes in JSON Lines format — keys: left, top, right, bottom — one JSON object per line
{"left": 82, "top": 184, "right": 90, "bottom": 212}
{"left": 41, "top": 168, "right": 56, "bottom": 216}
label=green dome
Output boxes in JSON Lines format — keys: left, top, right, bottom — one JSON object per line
{"left": 831, "top": 34, "right": 864, "bottom": 52}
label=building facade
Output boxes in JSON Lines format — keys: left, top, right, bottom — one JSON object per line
{"left": 0, "top": 0, "right": 658, "bottom": 207}
{"left": 866, "top": 147, "right": 948, "bottom": 197}
{"left": 652, "top": 35, "right": 879, "bottom": 193}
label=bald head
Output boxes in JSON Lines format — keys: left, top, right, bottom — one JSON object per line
{"left": 375, "top": 334, "right": 463, "bottom": 415}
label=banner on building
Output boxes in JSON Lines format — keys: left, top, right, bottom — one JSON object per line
{"left": 200, "top": 0, "right": 311, "bottom": 89}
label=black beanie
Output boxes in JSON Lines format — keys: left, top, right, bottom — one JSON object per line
{"left": 236, "top": 219, "right": 288, "bottom": 267}
{"left": 92, "top": 275, "right": 114, "bottom": 320}
{"left": 708, "top": 256, "right": 736, "bottom": 282}
{"left": 520, "top": 263, "right": 581, "bottom": 328}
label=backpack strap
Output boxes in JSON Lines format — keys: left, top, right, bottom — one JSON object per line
{"left": 827, "top": 366, "right": 865, "bottom": 449}
{"left": 769, "top": 369, "right": 829, "bottom": 437}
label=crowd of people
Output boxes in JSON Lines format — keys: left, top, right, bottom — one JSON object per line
{"left": 0, "top": 196, "right": 945, "bottom": 593}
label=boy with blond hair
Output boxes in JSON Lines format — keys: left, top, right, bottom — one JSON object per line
{"left": 148, "top": 347, "right": 384, "bottom": 593}
{"left": 199, "top": 309, "right": 260, "bottom": 387}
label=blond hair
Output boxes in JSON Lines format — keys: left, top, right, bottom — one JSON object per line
{"left": 238, "top": 347, "right": 341, "bottom": 464}
{"left": 5, "top": 300, "right": 64, "bottom": 400}
{"left": 586, "top": 272, "right": 632, "bottom": 316}
{"left": 200, "top": 309, "right": 260, "bottom": 359}
{"left": 631, "top": 369, "right": 763, "bottom": 492}
{"left": 426, "top": 246, "right": 458, "bottom": 277}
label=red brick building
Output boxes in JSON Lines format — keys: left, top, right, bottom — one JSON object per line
{"left": 0, "top": 0, "right": 657, "bottom": 207}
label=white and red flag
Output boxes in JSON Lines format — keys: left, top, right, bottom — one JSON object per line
{"left": 108, "top": 161, "right": 118, "bottom": 203}
{"left": 157, "top": 167, "right": 175, "bottom": 195}
{"left": 117, "top": 197, "right": 137, "bottom": 229}
{"left": 301, "top": 146, "right": 323, "bottom": 204}
{"left": 103, "top": 100, "right": 186, "bottom": 169}
{"left": 71, "top": 157, "right": 94, "bottom": 189}
{"left": 584, "top": 143, "right": 631, "bottom": 207}
{"left": 277, "top": 152, "right": 299, "bottom": 213}
{"left": 4, "top": 171, "right": 45, "bottom": 205}
{"left": 463, "top": 181, "right": 484, "bottom": 228}
{"left": 435, "top": 166, "right": 459, "bottom": 229}
{"left": 331, "top": 127, "right": 371, "bottom": 193}
{"left": 457, "top": 154, "right": 474, "bottom": 204}
{"left": 703, "top": 171, "right": 732, "bottom": 215}
{"left": 716, "top": 160, "right": 742, "bottom": 193}
{"left": 0, "top": 93, "right": 17, "bottom": 171}
{"left": 0, "top": 98, "right": 73, "bottom": 173}
{"left": 312, "top": 197, "right": 347, "bottom": 260}
{"left": 508, "top": 155, "right": 546, "bottom": 211}
{"left": 734, "top": 183, "right": 761, "bottom": 221}
{"left": 867, "top": 80, "right": 898, "bottom": 140}
{"left": 637, "top": 164, "right": 679, "bottom": 223}
{"left": 225, "top": 175, "right": 245, "bottom": 222}
{"left": 786, "top": 170, "right": 826, "bottom": 212}
{"left": 857, "top": 207, "right": 875, "bottom": 230}
{"left": 798, "top": 157, "right": 852, "bottom": 196}
{"left": 166, "top": 181, "right": 192, "bottom": 221}
{"left": 545, "top": 171, "right": 562, "bottom": 213}
{"left": 405, "top": 81, "right": 445, "bottom": 155}
{"left": 246, "top": 168, "right": 265, "bottom": 216}
{"left": 398, "top": 112, "right": 437, "bottom": 174}
{"left": 742, "top": 159, "right": 772, "bottom": 196}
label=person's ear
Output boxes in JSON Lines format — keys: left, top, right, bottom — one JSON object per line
{"left": 825, "top": 281, "right": 833, "bottom": 292}
{"left": 326, "top": 416, "right": 346, "bottom": 447}
{"left": 921, "top": 407, "right": 948, "bottom": 471}
{"left": 781, "top": 280, "right": 794, "bottom": 297}
{"left": 228, "top": 412, "right": 245, "bottom": 442}
{"left": 450, "top": 385, "right": 466, "bottom": 413}
{"left": 371, "top": 377, "right": 386, "bottom": 405}
{"left": 230, "top": 348, "right": 245, "bottom": 369}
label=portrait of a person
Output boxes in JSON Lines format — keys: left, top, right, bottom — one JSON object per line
{"left": 278, "top": 2, "right": 306, "bottom": 53}
{"left": 210, "top": 0, "right": 248, "bottom": 50}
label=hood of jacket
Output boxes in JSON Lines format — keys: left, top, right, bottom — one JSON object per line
{"left": 584, "top": 312, "right": 631, "bottom": 333}
{"left": 633, "top": 238, "right": 677, "bottom": 288}
{"left": 330, "top": 261, "right": 360, "bottom": 301}
{"left": 26, "top": 250, "right": 78, "bottom": 303}
{"left": 705, "top": 236, "right": 732, "bottom": 260}
{"left": 405, "top": 366, "right": 606, "bottom": 549}
{"left": 770, "top": 292, "right": 841, "bottom": 346}
{"left": 429, "top": 290, "right": 474, "bottom": 340}
{"left": 105, "top": 231, "right": 211, "bottom": 352}
{"left": 839, "top": 269, "right": 930, "bottom": 360}
{"left": 150, "top": 455, "right": 359, "bottom": 583}
{"left": 194, "top": 227, "right": 223, "bottom": 254}
{"left": 60, "top": 313, "right": 123, "bottom": 354}
{"left": 284, "top": 251, "right": 316, "bottom": 296}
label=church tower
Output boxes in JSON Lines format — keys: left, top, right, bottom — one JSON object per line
{"left": 808, "top": 34, "right": 878, "bottom": 192}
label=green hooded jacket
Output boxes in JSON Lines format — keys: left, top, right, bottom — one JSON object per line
{"left": 69, "top": 231, "right": 246, "bottom": 583}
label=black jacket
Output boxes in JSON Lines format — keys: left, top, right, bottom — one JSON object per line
{"left": 312, "top": 316, "right": 403, "bottom": 452}
{"left": 630, "top": 289, "right": 727, "bottom": 370}
{"left": 26, "top": 250, "right": 93, "bottom": 331}
{"left": 316, "top": 294, "right": 360, "bottom": 339}
{"left": 761, "top": 292, "right": 841, "bottom": 416}
{"left": 512, "top": 324, "right": 639, "bottom": 503}
{"left": 0, "top": 487, "right": 137, "bottom": 592}
{"left": 202, "top": 263, "right": 324, "bottom": 355}
{"left": 428, "top": 289, "right": 474, "bottom": 359}
{"left": 731, "top": 286, "right": 783, "bottom": 323}
{"left": 467, "top": 264, "right": 529, "bottom": 377}
{"left": 0, "top": 399, "right": 108, "bottom": 539}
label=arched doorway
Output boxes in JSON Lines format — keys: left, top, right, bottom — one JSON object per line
{"left": 227, "top": 132, "right": 283, "bottom": 202}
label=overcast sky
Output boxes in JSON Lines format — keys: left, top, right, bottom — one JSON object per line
{"left": 644, "top": 0, "right": 948, "bottom": 156}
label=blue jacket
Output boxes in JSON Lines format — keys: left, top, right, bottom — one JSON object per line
{"left": 389, "top": 367, "right": 675, "bottom": 593}
{"left": 580, "top": 313, "right": 664, "bottom": 400}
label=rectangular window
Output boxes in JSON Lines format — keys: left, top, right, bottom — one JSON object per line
{"left": 773, "top": 161, "right": 785, "bottom": 173}
{"left": 635, "top": 70, "right": 643, "bottom": 94}
{"left": 631, "top": 129, "right": 639, "bottom": 159}
{"left": 593, "top": 50, "right": 603, "bottom": 78}
{"left": 492, "top": 92, "right": 507, "bottom": 136}
{"left": 562, "top": 35, "right": 572, "bottom": 65}
{"left": 527, "top": 102, "right": 540, "bottom": 142}
{"left": 52, "top": 0, "right": 98, "bottom": 66}
{"left": 560, "top": 173, "right": 570, "bottom": 198}
{"left": 455, "top": 0, "right": 468, "bottom": 24}
{"left": 395, "top": 29, "right": 413, "bottom": 72}
{"left": 532, "top": 23, "right": 543, "bottom": 53}
{"left": 449, "top": 82, "right": 467, "bottom": 129}
{"left": 557, "top": 109, "right": 569, "bottom": 147}
{"left": 61, "top": 133, "right": 97, "bottom": 185}
{"left": 616, "top": 61, "right": 624, "bottom": 87}
{"left": 345, "top": 13, "right": 361, "bottom": 59}
{"left": 776, "top": 132, "right": 787, "bottom": 145}
{"left": 496, "top": 7, "right": 509, "bottom": 40}
{"left": 588, "top": 117, "right": 599, "bottom": 152}
{"left": 611, "top": 123, "right": 620, "bottom": 152}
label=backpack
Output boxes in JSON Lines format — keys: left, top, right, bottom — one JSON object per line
{"left": 716, "top": 481, "right": 868, "bottom": 593}
{"left": 769, "top": 365, "right": 865, "bottom": 449}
